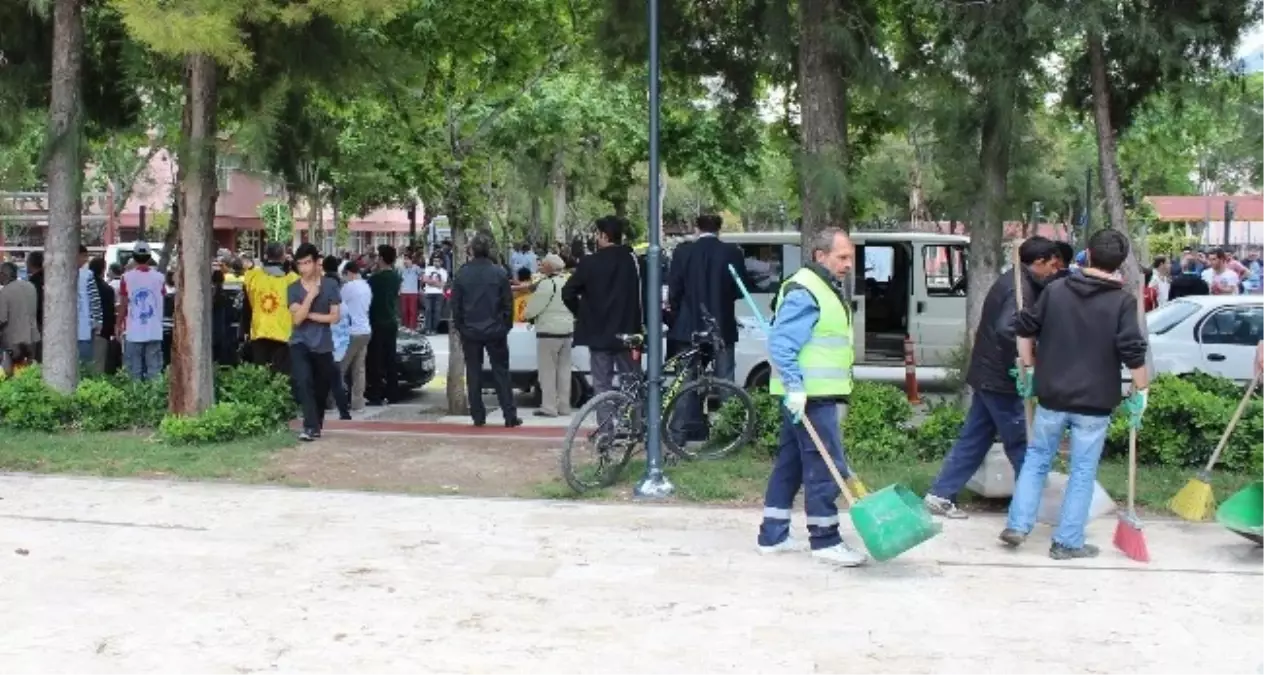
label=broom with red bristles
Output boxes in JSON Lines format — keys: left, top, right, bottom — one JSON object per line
{"left": 1113, "top": 280, "right": 1150, "bottom": 563}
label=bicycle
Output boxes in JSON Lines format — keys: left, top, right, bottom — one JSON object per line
{"left": 560, "top": 309, "right": 757, "bottom": 493}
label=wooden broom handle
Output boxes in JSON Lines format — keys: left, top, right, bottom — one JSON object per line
{"left": 1128, "top": 280, "right": 1146, "bottom": 512}
{"left": 1204, "top": 374, "right": 1261, "bottom": 473}
{"left": 1012, "top": 241, "right": 1033, "bottom": 435}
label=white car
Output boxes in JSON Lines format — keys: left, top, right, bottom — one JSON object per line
{"left": 1144, "top": 295, "right": 1263, "bottom": 382}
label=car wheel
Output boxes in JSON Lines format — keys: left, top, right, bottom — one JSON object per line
{"left": 570, "top": 373, "right": 592, "bottom": 409}
{"left": 746, "top": 364, "right": 771, "bottom": 391}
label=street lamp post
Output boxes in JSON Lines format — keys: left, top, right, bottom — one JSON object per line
{"left": 635, "top": 0, "right": 674, "bottom": 499}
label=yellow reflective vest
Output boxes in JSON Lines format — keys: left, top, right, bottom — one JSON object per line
{"left": 768, "top": 267, "right": 854, "bottom": 397}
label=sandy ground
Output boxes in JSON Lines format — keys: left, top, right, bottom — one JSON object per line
{"left": 1, "top": 474, "right": 1260, "bottom": 674}
{"left": 266, "top": 435, "right": 562, "bottom": 497}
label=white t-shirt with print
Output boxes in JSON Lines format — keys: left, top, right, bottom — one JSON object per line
{"left": 422, "top": 266, "right": 448, "bottom": 295}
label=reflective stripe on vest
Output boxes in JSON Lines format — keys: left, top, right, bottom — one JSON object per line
{"left": 769, "top": 267, "right": 854, "bottom": 397}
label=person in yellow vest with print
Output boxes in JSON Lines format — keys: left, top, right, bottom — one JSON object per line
{"left": 758, "top": 228, "right": 867, "bottom": 567}
{"left": 244, "top": 242, "right": 300, "bottom": 375}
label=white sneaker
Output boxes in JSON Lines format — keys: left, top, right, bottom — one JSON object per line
{"left": 758, "top": 536, "right": 809, "bottom": 555}
{"left": 811, "top": 542, "right": 868, "bottom": 567}
{"left": 924, "top": 494, "right": 968, "bottom": 519}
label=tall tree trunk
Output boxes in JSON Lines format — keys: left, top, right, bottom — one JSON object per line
{"left": 169, "top": 54, "right": 218, "bottom": 415}
{"left": 42, "top": 0, "right": 86, "bottom": 394}
{"left": 1087, "top": 31, "right": 1143, "bottom": 292}
{"left": 443, "top": 167, "right": 470, "bottom": 416}
{"left": 965, "top": 86, "right": 1016, "bottom": 356}
{"left": 796, "top": 0, "right": 849, "bottom": 254}
{"left": 550, "top": 151, "right": 567, "bottom": 243}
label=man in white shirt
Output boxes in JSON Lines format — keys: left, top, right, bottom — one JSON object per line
{"left": 116, "top": 242, "right": 166, "bottom": 381}
{"left": 339, "top": 260, "right": 374, "bottom": 410}
{"left": 399, "top": 254, "right": 423, "bottom": 330}
{"left": 421, "top": 253, "right": 448, "bottom": 335}
{"left": 1202, "top": 249, "right": 1241, "bottom": 295}
{"left": 1148, "top": 256, "right": 1171, "bottom": 306}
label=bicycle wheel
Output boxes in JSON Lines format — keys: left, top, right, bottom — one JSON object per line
{"left": 560, "top": 390, "right": 638, "bottom": 493}
{"left": 661, "top": 377, "right": 756, "bottom": 460}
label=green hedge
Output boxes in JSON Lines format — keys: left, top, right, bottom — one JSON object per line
{"left": 716, "top": 372, "right": 1262, "bottom": 473}
{"left": 0, "top": 364, "right": 296, "bottom": 445}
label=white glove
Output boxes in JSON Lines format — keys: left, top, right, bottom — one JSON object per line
{"left": 783, "top": 392, "right": 807, "bottom": 423}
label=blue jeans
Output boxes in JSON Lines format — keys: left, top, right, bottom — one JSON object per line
{"left": 77, "top": 339, "right": 94, "bottom": 367}
{"left": 758, "top": 400, "right": 851, "bottom": 550}
{"left": 1006, "top": 405, "right": 1111, "bottom": 549}
{"left": 124, "top": 340, "right": 164, "bottom": 381}
{"left": 928, "top": 390, "right": 1027, "bottom": 500}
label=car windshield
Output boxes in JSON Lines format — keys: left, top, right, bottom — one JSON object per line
{"left": 1147, "top": 300, "right": 1200, "bottom": 335}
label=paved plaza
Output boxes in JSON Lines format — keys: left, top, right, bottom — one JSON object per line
{"left": 1, "top": 474, "right": 1260, "bottom": 673}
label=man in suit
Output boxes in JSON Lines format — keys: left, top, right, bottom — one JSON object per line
{"left": 667, "top": 214, "right": 744, "bottom": 378}
{"left": 562, "top": 215, "right": 644, "bottom": 404}
{"left": 665, "top": 214, "right": 745, "bottom": 444}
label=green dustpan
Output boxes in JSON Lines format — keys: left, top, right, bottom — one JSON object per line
{"left": 1216, "top": 481, "right": 1263, "bottom": 545}
{"left": 851, "top": 484, "right": 944, "bottom": 561}
{"left": 801, "top": 416, "right": 942, "bottom": 561}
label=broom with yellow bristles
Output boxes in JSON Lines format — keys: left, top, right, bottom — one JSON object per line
{"left": 1168, "top": 374, "right": 1260, "bottom": 521}
{"left": 728, "top": 263, "right": 870, "bottom": 498}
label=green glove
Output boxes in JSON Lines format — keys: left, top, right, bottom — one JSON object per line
{"left": 1122, "top": 388, "right": 1148, "bottom": 429}
{"left": 1009, "top": 366, "right": 1035, "bottom": 399}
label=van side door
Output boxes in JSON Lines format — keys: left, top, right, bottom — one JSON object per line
{"left": 911, "top": 242, "right": 968, "bottom": 366}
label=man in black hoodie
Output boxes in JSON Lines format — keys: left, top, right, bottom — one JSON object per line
{"left": 562, "top": 215, "right": 644, "bottom": 399}
{"left": 1002, "top": 229, "right": 1149, "bottom": 560}
{"left": 923, "top": 236, "right": 1061, "bottom": 518}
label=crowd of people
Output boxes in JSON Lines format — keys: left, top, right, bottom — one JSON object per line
{"left": 1143, "top": 246, "right": 1263, "bottom": 308}
{"left": 442, "top": 214, "right": 746, "bottom": 434}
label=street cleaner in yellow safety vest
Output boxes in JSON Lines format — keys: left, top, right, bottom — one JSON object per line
{"left": 757, "top": 228, "right": 867, "bottom": 567}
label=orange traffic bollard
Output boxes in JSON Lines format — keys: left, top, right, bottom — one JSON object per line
{"left": 903, "top": 335, "right": 921, "bottom": 404}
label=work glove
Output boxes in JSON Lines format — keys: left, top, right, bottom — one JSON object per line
{"left": 1008, "top": 366, "right": 1035, "bottom": 400}
{"left": 783, "top": 392, "right": 808, "bottom": 424}
{"left": 1123, "top": 388, "right": 1149, "bottom": 429}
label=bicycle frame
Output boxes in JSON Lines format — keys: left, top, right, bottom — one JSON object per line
{"left": 612, "top": 337, "right": 723, "bottom": 438}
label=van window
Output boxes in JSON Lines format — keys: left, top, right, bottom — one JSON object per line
{"left": 922, "top": 244, "right": 967, "bottom": 296}
{"left": 739, "top": 243, "right": 784, "bottom": 293}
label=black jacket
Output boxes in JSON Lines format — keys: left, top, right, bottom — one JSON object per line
{"left": 1168, "top": 273, "right": 1209, "bottom": 301}
{"left": 667, "top": 235, "right": 745, "bottom": 345}
{"left": 1017, "top": 273, "right": 1148, "bottom": 416}
{"left": 95, "top": 277, "right": 116, "bottom": 340}
{"left": 562, "top": 244, "right": 644, "bottom": 351}
{"left": 450, "top": 257, "right": 513, "bottom": 342}
{"left": 29, "top": 269, "right": 44, "bottom": 330}
{"left": 966, "top": 265, "right": 1045, "bottom": 395}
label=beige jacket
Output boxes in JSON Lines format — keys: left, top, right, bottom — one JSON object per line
{"left": 0, "top": 278, "right": 41, "bottom": 349}
{"left": 523, "top": 274, "right": 574, "bottom": 337}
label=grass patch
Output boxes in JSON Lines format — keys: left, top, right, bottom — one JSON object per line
{"left": 531, "top": 448, "right": 1259, "bottom": 514}
{"left": 0, "top": 430, "right": 296, "bottom": 480}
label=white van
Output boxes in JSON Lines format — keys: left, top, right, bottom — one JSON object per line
{"left": 105, "top": 242, "right": 168, "bottom": 269}
{"left": 721, "top": 230, "right": 969, "bottom": 388}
